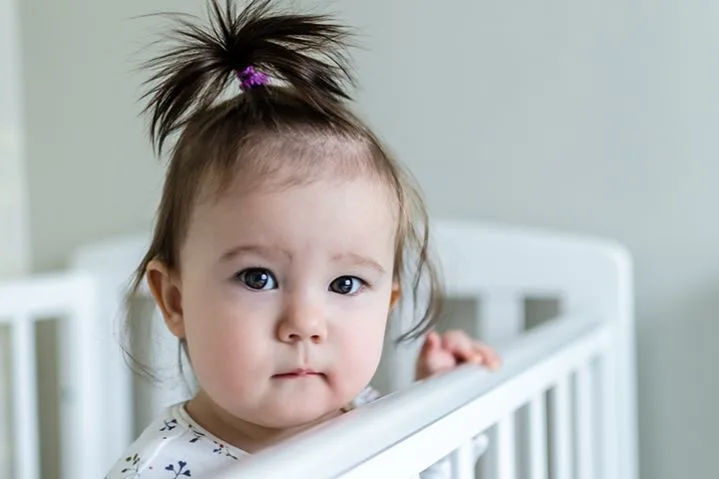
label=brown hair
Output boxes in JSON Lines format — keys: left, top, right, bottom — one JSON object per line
{"left": 125, "top": 0, "right": 443, "bottom": 378}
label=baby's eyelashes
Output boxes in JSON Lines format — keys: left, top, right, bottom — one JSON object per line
{"left": 329, "top": 276, "right": 367, "bottom": 295}
{"left": 234, "top": 268, "right": 278, "bottom": 290}
{"left": 231, "top": 270, "right": 370, "bottom": 296}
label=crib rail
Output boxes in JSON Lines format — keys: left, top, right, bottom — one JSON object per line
{"left": 215, "top": 315, "right": 615, "bottom": 479}
{"left": 0, "top": 273, "right": 103, "bottom": 479}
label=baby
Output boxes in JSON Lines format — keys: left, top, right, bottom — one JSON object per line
{"left": 106, "top": 1, "right": 500, "bottom": 477}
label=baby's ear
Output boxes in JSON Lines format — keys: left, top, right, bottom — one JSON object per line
{"left": 390, "top": 282, "right": 401, "bottom": 309}
{"left": 146, "top": 259, "right": 186, "bottom": 339}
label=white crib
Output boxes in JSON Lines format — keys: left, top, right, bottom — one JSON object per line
{"left": 0, "top": 219, "right": 638, "bottom": 479}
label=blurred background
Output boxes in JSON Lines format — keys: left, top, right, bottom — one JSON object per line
{"left": 2, "top": 0, "right": 719, "bottom": 478}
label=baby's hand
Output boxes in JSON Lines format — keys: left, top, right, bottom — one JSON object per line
{"left": 415, "top": 330, "right": 501, "bottom": 381}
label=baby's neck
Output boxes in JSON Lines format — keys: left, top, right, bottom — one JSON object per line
{"left": 185, "top": 390, "right": 343, "bottom": 453}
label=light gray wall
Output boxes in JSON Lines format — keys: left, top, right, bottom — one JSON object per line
{"left": 0, "top": 0, "right": 29, "bottom": 279}
{"left": 20, "top": 0, "right": 175, "bottom": 272}
{"left": 19, "top": 1, "right": 719, "bottom": 478}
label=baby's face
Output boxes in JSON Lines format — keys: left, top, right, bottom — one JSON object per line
{"left": 174, "top": 173, "right": 397, "bottom": 429}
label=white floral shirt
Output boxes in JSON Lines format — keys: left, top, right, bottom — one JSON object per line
{"left": 105, "top": 387, "right": 485, "bottom": 478}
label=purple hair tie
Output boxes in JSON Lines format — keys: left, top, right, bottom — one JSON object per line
{"left": 236, "top": 65, "right": 269, "bottom": 91}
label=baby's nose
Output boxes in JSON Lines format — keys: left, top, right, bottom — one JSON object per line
{"left": 277, "top": 303, "right": 328, "bottom": 343}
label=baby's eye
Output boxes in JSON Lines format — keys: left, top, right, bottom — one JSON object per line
{"left": 329, "top": 276, "right": 365, "bottom": 295}
{"left": 236, "top": 268, "right": 278, "bottom": 290}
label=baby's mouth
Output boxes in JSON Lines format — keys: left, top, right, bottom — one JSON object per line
{"left": 273, "top": 368, "right": 325, "bottom": 379}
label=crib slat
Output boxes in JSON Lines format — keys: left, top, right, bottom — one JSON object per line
{"left": 497, "top": 413, "right": 516, "bottom": 478}
{"left": 11, "top": 315, "right": 40, "bottom": 479}
{"left": 101, "top": 284, "right": 134, "bottom": 463}
{"left": 599, "top": 351, "right": 620, "bottom": 479}
{"left": 576, "top": 363, "right": 595, "bottom": 479}
{"left": 550, "top": 376, "right": 572, "bottom": 479}
{"left": 450, "top": 442, "right": 475, "bottom": 479}
{"left": 59, "top": 277, "right": 106, "bottom": 479}
{"left": 529, "top": 394, "right": 548, "bottom": 479}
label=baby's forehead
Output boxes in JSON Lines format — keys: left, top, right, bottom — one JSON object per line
{"left": 181, "top": 133, "right": 401, "bottom": 255}
{"left": 206, "top": 172, "right": 396, "bottom": 219}
{"left": 213, "top": 132, "right": 382, "bottom": 185}
{"left": 196, "top": 139, "right": 397, "bottom": 207}
{"left": 181, "top": 177, "right": 396, "bottom": 267}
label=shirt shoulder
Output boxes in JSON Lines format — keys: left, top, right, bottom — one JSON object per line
{"left": 349, "top": 385, "right": 383, "bottom": 408}
{"left": 105, "top": 403, "right": 247, "bottom": 479}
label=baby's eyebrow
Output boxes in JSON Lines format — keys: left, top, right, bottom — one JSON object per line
{"left": 220, "top": 246, "right": 386, "bottom": 274}
{"left": 332, "top": 252, "right": 386, "bottom": 275}
{"left": 220, "top": 244, "right": 291, "bottom": 261}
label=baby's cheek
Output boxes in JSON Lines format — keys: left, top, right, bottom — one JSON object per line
{"left": 184, "top": 314, "right": 261, "bottom": 390}
{"left": 334, "top": 326, "right": 385, "bottom": 391}
{"left": 190, "top": 335, "right": 265, "bottom": 409}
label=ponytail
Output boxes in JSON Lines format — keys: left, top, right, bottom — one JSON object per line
{"left": 141, "top": 0, "right": 356, "bottom": 154}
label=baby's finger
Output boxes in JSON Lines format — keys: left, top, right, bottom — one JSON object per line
{"left": 421, "top": 331, "right": 441, "bottom": 353}
{"left": 447, "top": 338, "right": 501, "bottom": 369}
{"left": 417, "top": 332, "right": 442, "bottom": 365}
{"left": 472, "top": 342, "right": 502, "bottom": 369}
{"left": 441, "top": 330, "right": 473, "bottom": 353}
{"left": 445, "top": 337, "right": 482, "bottom": 364}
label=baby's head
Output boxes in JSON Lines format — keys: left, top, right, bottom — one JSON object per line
{"left": 127, "top": 0, "right": 442, "bottom": 432}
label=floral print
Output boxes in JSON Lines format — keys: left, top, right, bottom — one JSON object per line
{"left": 212, "top": 441, "right": 239, "bottom": 460}
{"left": 120, "top": 453, "right": 141, "bottom": 477}
{"left": 105, "top": 387, "right": 453, "bottom": 478}
{"left": 105, "top": 403, "right": 245, "bottom": 478}
{"left": 164, "top": 461, "right": 191, "bottom": 477}
{"left": 187, "top": 424, "right": 206, "bottom": 444}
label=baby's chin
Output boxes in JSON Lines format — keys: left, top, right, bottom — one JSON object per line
{"left": 248, "top": 400, "right": 345, "bottom": 431}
